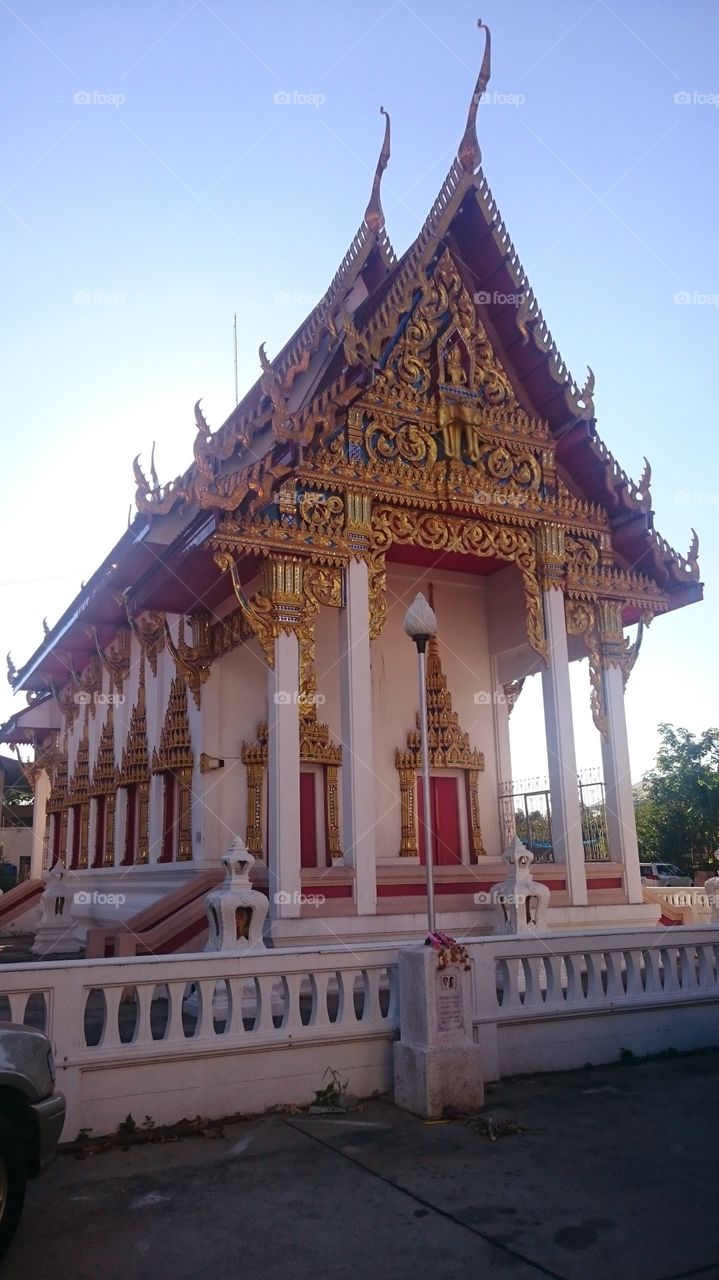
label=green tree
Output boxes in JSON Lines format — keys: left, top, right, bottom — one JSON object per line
{"left": 635, "top": 724, "right": 719, "bottom": 874}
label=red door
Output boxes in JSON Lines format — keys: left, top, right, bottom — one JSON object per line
{"left": 418, "top": 776, "right": 462, "bottom": 865}
{"left": 300, "top": 772, "right": 317, "bottom": 868}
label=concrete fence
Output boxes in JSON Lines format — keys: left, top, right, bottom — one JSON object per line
{"left": 469, "top": 926, "right": 719, "bottom": 1080}
{"left": 3, "top": 925, "right": 719, "bottom": 1139}
{"left": 0, "top": 945, "right": 400, "bottom": 1140}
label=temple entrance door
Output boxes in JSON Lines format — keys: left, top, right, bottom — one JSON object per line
{"left": 300, "top": 771, "right": 318, "bottom": 868}
{"left": 418, "top": 775, "right": 463, "bottom": 865}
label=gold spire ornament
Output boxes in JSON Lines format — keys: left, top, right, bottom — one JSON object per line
{"left": 458, "top": 19, "right": 492, "bottom": 174}
{"left": 364, "top": 106, "right": 391, "bottom": 234}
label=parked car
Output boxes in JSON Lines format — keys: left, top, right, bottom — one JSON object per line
{"left": 639, "top": 861, "right": 693, "bottom": 887}
{"left": 0, "top": 1023, "right": 65, "bottom": 1260}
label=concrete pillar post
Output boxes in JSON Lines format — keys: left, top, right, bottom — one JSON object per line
{"left": 541, "top": 586, "right": 588, "bottom": 906}
{"left": 267, "top": 629, "right": 301, "bottom": 920}
{"left": 339, "top": 558, "right": 377, "bottom": 915}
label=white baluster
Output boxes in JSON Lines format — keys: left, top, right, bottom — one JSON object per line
{"left": 625, "top": 949, "right": 645, "bottom": 997}
{"left": 281, "top": 974, "right": 305, "bottom": 1033}
{"left": 605, "top": 950, "right": 626, "bottom": 1000}
{"left": 166, "top": 981, "right": 188, "bottom": 1041}
{"left": 132, "top": 985, "right": 154, "bottom": 1046}
{"left": 310, "top": 971, "right": 332, "bottom": 1028}
{"left": 100, "top": 986, "right": 123, "bottom": 1050}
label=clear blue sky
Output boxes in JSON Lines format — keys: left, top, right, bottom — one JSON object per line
{"left": 1, "top": 0, "right": 717, "bottom": 782}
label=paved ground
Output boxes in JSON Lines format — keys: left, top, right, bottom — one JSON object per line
{"left": 7, "top": 1051, "right": 719, "bottom": 1280}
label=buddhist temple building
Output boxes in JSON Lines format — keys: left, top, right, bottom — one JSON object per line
{"left": 0, "top": 23, "right": 702, "bottom": 954}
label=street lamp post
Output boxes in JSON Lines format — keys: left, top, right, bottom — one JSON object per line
{"left": 404, "top": 592, "right": 438, "bottom": 934}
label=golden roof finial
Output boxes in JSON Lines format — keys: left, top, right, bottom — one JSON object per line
{"left": 458, "top": 20, "right": 491, "bottom": 174}
{"left": 364, "top": 106, "right": 391, "bottom": 234}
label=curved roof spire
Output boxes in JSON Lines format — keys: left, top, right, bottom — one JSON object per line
{"left": 364, "top": 106, "right": 391, "bottom": 234}
{"left": 457, "top": 20, "right": 491, "bottom": 174}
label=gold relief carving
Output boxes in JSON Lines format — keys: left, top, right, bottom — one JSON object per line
{"left": 325, "top": 764, "right": 342, "bottom": 861}
{"left": 565, "top": 534, "right": 600, "bottom": 573}
{"left": 46, "top": 741, "right": 68, "bottom": 816}
{"left": 214, "top": 552, "right": 276, "bottom": 667}
{"left": 102, "top": 794, "right": 116, "bottom": 868}
{"left": 119, "top": 659, "right": 150, "bottom": 862}
{"left": 152, "top": 676, "right": 193, "bottom": 774}
{"left": 164, "top": 615, "right": 212, "bottom": 710}
{"left": 90, "top": 703, "right": 118, "bottom": 869}
{"left": 595, "top": 599, "right": 647, "bottom": 687}
{"left": 366, "top": 550, "right": 387, "bottom": 640}
{"left": 364, "top": 417, "right": 438, "bottom": 467}
{"left": 398, "top": 765, "right": 418, "bottom": 857}
{"left": 152, "top": 675, "right": 193, "bottom": 863}
{"left": 395, "top": 633, "right": 485, "bottom": 859}
{"left": 303, "top": 563, "right": 343, "bottom": 612}
{"left": 536, "top": 523, "right": 566, "bottom": 589}
{"left": 277, "top": 478, "right": 297, "bottom": 521}
{"left": 77, "top": 656, "right": 103, "bottom": 717}
{"left": 91, "top": 704, "right": 117, "bottom": 792}
{"left": 68, "top": 713, "right": 91, "bottom": 806}
{"left": 242, "top": 754, "right": 266, "bottom": 857}
{"left": 346, "top": 406, "right": 364, "bottom": 456}
{"left": 565, "top": 600, "right": 607, "bottom": 738}
{"left": 466, "top": 769, "right": 486, "bottom": 859}
{"left": 397, "top": 637, "right": 485, "bottom": 773}
{"left": 118, "top": 599, "right": 166, "bottom": 677}
{"left": 259, "top": 341, "right": 313, "bottom": 445}
{"left": 87, "top": 625, "right": 131, "bottom": 690}
{"left": 502, "top": 678, "right": 525, "bottom": 716}
{"left": 372, "top": 507, "right": 547, "bottom": 660}
{"left": 210, "top": 607, "right": 255, "bottom": 659}
{"left": 50, "top": 676, "right": 80, "bottom": 732}
{"left": 345, "top": 489, "right": 372, "bottom": 536}
{"left": 120, "top": 659, "right": 149, "bottom": 786}
{"left": 68, "top": 711, "right": 91, "bottom": 868}
{"left": 297, "top": 490, "right": 344, "bottom": 529}
{"left": 263, "top": 556, "right": 304, "bottom": 628}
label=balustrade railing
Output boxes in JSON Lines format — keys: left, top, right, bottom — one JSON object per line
{"left": 498, "top": 768, "right": 609, "bottom": 862}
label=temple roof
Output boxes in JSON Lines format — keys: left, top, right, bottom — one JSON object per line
{"left": 3, "top": 21, "right": 702, "bottom": 710}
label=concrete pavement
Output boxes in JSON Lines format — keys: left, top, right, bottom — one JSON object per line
{"left": 6, "top": 1050, "right": 719, "bottom": 1280}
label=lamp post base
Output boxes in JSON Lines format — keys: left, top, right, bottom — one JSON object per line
{"left": 392, "top": 945, "right": 484, "bottom": 1119}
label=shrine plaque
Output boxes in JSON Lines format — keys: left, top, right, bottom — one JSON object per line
{"left": 436, "top": 969, "right": 464, "bottom": 1032}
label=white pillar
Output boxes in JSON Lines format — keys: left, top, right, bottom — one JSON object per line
{"left": 541, "top": 588, "right": 588, "bottom": 906}
{"left": 491, "top": 657, "right": 515, "bottom": 850}
{"left": 601, "top": 662, "right": 643, "bottom": 904}
{"left": 492, "top": 659, "right": 513, "bottom": 788}
{"left": 31, "top": 768, "right": 51, "bottom": 878}
{"left": 267, "top": 630, "right": 301, "bottom": 919}
{"left": 339, "top": 559, "right": 377, "bottom": 915}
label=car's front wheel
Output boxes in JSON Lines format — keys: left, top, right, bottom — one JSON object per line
{"left": 0, "top": 1116, "right": 27, "bottom": 1261}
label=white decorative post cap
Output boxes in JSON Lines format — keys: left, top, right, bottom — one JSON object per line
{"left": 501, "top": 835, "right": 534, "bottom": 872}
{"left": 222, "top": 835, "right": 255, "bottom": 882}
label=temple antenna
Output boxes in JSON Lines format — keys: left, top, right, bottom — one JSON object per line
{"left": 233, "top": 313, "right": 239, "bottom": 406}
{"left": 457, "top": 20, "right": 492, "bottom": 174}
{"left": 364, "top": 106, "right": 391, "bottom": 234}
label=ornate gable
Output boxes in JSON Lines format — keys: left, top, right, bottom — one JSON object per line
{"left": 119, "top": 660, "right": 150, "bottom": 785}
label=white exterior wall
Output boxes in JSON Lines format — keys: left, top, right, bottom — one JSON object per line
{"left": 193, "top": 632, "right": 267, "bottom": 863}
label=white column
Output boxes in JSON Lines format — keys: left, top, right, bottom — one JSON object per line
{"left": 601, "top": 662, "right": 643, "bottom": 904}
{"left": 267, "top": 629, "right": 301, "bottom": 919}
{"left": 31, "top": 768, "right": 51, "bottom": 878}
{"left": 491, "top": 657, "right": 514, "bottom": 850}
{"left": 339, "top": 558, "right": 377, "bottom": 915}
{"left": 541, "top": 588, "right": 588, "bottom": 906}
